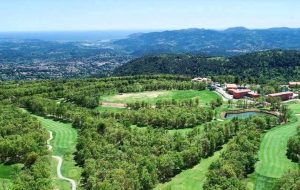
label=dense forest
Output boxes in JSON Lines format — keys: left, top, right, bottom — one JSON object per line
{"left": 114, "top": 50, "right": 300, "bottom": 83}
{"left": 0, "top": 105, "right": 52, "bottom": 190}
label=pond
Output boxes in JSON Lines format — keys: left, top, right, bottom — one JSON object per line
{"left": 225, "top": 111, "right": 264, "bottom": 119}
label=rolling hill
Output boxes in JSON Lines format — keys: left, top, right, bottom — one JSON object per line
{"left": 113, "top": 50, "right": 300, "bottom": 82}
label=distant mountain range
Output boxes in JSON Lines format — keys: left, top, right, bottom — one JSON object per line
{"left": 2, "top": 27, "right": 300, "bottom": 80}
{"left": 114, "top": 27, "right": 300, "bottom": 56}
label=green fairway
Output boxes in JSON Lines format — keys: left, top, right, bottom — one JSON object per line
{"left": 155, "top": 145, "right": 226, "bottom": 190}
{"left": 34, "top": 116, "right": 82, "bottom": 190}
{"left": 167, "top": 125, "right": 205, "bottom": 136}
{"left": 96, "top": 106, "right": 126, "bottom": 112}
{"left": 285, "top": 101, "right": 300, "bottom": 114}
{"left": 252, "top": 102, "right": 300, "bottom": 190}
{"left": 100, "top": 90, "right": 220, "bottom": 105}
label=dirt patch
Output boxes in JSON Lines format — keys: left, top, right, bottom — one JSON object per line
{"left": 101, "top": 102, "right": 127, "bottom": 108}
{"left": 108, "top": 91, "right": 168, "bottom": 102}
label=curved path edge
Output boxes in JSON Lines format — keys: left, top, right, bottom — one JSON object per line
{"left": 47, "top": 130, "right": 77, "bottom": 190}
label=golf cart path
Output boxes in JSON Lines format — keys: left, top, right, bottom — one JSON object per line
{"left": 47, "top": 130, "right": 77, "bottom": 190}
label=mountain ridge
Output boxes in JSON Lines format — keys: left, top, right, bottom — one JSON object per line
{"left": 114, "top": 27, "right": 300, "bottom": 56}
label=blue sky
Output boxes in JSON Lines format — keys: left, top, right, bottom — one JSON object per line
{"left": 0, "top": 0, "right": 299, "bottom": 31}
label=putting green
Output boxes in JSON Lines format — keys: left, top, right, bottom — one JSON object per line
{"left": 34, "top": 115, "right": 82, "bottom": 190}
{"left": 155, "top": 145, "right": 226, "bottom": 190}
{"left": 253, "top": 102, "right": 300, "bottom": 190}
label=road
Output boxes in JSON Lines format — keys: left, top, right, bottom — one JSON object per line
{"left": 214, "top": 87, "right": 233, "bottom": 101}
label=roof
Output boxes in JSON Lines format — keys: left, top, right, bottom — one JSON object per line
{"left": 268, "top": 92, "right": 293, "bottom": 97}
{"left": 289, "top": 82, "right": 300, "bottom": 86}
{"left": 226, "top": 84, "right": 238, "bottom": 89}
{"left": 231, "top": 89, "right": 251, "bottom": 94}
{"left": 248, "top": 92, "right": 259, "bottom": 95}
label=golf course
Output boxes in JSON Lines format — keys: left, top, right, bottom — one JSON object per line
{"left": 154, "top": 100, "right": 300, "bottom": 190}
{"left": 34, "top": 115, "right": 81, "bottom": 190}
{"left": 250, "top": 101, "right": 300, "bottom": 189}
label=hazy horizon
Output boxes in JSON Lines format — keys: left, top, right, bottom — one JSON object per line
{"left": 1, "top": 26, "right": 299, "bottom": 42}
{"left": 1, "top": 26, "right": 300, "bottom": 33}
{"left": 0, "top": 0, "right": 299, "bottom": 32}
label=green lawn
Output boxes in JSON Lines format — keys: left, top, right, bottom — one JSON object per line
{"left": 0, "top": 164, "right": 22, "bottom": 190}
{"left": 100, "top": 90, "right": 220, "bottom": 105}
{"left": 96, "top": 106, "right": 126, "bottom": 112}
{"left": 251, "top": 102, "right": 300, "bottom": 190}
{"left": 155, "top": 145, "right": 227, "bottom": 190}
{"left": 285, "top": 101, "right": 300, "bottom": 114}
{"left": 34, "top": 116, "right": 82, "bottom": 190}
{"left": 167, "top": 125, "right": 205, "bottom": 136}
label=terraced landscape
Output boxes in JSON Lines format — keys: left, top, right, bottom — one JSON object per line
{"left": 34, "top": 115, "right": 81, "bottom": 190}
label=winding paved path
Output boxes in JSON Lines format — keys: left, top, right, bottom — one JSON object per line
{"left": 47, "top": 130, "right": 77, "bottom": 190}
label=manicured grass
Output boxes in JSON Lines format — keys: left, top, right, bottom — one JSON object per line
{"left": 285, "top": 101, "right": 300, "bottom": 114}
{"left": 155, "top": 145, "right": 227, "bottom": 190}
{"left": 34, "top": 116, "right": 82, "bottom": 190}
{"left": 100, "top": 90, "right": 220, "bottom": 105}
{"left": 0, "top": 164, "right": 22, "bottom": 190}
{"left": 167, "top": 125, "right": 205, "bottom": 136}
{"left": 0, "top": 165, "right": 15, "bottom": 180}
{"left": 252, "top": 102, "right": 300, "bottom": 190}
{"left": 96, "top": 106, "right": 126, "bottom": 112}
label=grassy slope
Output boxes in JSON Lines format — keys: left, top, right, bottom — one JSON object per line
{"left": 155, "top": 145, "right": 226, "bottom": 190}
{"left": 100, "top": 90, "right": 220, "bottom": 105}
{"left": 251, "top": 102, "right": 300, "bottom": 190}
{"left": 35, "top": 116, "right": 82, "bottom": 190}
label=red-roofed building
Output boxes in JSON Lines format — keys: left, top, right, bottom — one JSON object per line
{"left": 247, "top": 92, "right": 260, "bottom": 98}
{"left": 226, "top": 84, "right": 238, "bottom": 90}
{"left": 289, "top": 82, "right": 300, "bottom": 88}
{"left": 232, "top": 89, "right": 251, "bottom": 99}
{"left": 268, "top": 92, "right": 293, "bottom": 101}
{"left": 228, "top": 89, "right": 236, "bottom": 95}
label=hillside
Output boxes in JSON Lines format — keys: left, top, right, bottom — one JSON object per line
{"left": 114, "top": 27, "right": 300, "bottom": 56}
{"left": 113, "top": 50, "right": 300, "bottom": 82}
